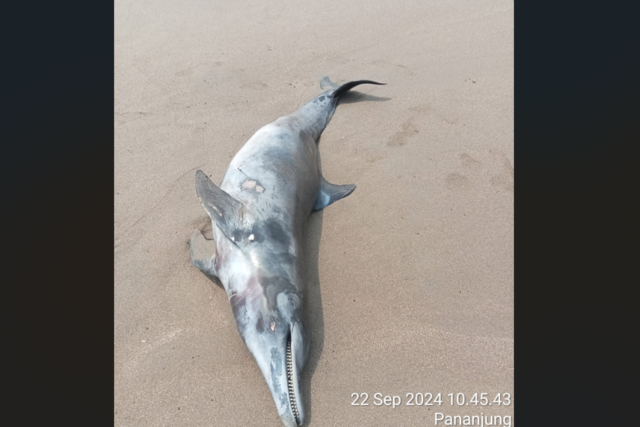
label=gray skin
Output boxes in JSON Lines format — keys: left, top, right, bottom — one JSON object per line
{"left": 190, "top": 77, "right": 384, "bottom": 427}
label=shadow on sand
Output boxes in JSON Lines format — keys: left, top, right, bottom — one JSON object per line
{"left": 299, "top": 206, "right": 324, "bottom": 427}
{"left": 300, "top": 90, "right": 389, "bottom": 425}
{"left": 339, "top": 90, "right": 391, "bottom": 104}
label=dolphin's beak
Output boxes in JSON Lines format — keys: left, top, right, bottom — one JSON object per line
{"left": 250, "top": 321, "right": 307, "bottom": 427}
{"left": 277, "top": 322, "right": 306, "bottom": 427}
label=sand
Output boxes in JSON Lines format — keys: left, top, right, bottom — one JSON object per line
{"left": 114, "top": 0, "right": 513, "bottom": 425}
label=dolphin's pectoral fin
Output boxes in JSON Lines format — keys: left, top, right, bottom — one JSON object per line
{"left": 190, "top": 228, "right": 222, "bottom": 287}
{"left": 320, "top": 76, "right": 339, "bottom": 90}
{"left": 195, "top": 170, "right": 244, "bottom": 243}
{"left": 313, "top": 175, "right": 357, "bottom": 211}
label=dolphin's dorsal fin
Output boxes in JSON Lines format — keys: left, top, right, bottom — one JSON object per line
{"left": 195, "top": 170, "right": 244, "bottom": 241}
{"left": 313, "top": 175, "right": 356, "bottom": 211}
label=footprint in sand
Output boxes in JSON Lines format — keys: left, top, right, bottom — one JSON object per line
{"left": 445, "top": 172, "right": 469, "bottom": 190}
{"left": 387, "top": 118, "right": 419, "bottom": 147}
{"left": 460, "top": 153, "right": 483, "bottom": 171}
{"left": 446, "top": 152, "right": 514, "bottom": 192}
{"left": 445, "top": 153, "right": 483, "bottom": 191}
{"left": 365, "top": 150, "right": 388, "bottom": 163}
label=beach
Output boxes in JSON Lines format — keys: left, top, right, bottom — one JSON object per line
{"left": 114, "top": 0, "right": 514, "bottom": 425}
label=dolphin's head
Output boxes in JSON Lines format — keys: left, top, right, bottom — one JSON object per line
{"left": 215, "top": 224, "right": 310, "bottom": 427}
{"left": 230, "top": 274, "right": 309, "bottom": 427}
{"left": 194, "top": 169, "right": 311, "bottom": 426}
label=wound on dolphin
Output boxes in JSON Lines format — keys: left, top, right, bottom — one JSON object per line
{"left": 189, "top": 76, "right": 385, "bottom": 427}
{"left": 242, "top": 178, "right": 265, "bottom": 193}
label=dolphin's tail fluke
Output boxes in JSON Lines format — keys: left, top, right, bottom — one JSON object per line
{"left": 297, "top": 77, "right": 386, "bottom": 139}
{"left": 330, "top": 79, "right": 386, "bottom": 100}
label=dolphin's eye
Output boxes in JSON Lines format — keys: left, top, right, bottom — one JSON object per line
{"left": 287, "top": 294, "right": 300, "bottom": 310}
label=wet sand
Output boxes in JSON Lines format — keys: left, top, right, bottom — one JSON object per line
{"left": 115, "top": 0, "right": 513, "bottom": 425}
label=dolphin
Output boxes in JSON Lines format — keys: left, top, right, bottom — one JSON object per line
{"left": 189, "top": 77, "right": 385, "bottom": 427}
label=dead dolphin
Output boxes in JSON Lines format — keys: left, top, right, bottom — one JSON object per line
{"left": 190, "top": 77, "right": 385, "bottom": 427}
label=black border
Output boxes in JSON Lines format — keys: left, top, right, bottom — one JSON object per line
{"left": 516, "top": 1, "right": 638, "bottom": 425}
{"left": 6, "top": 2, "right": 114, "bottom": 424}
